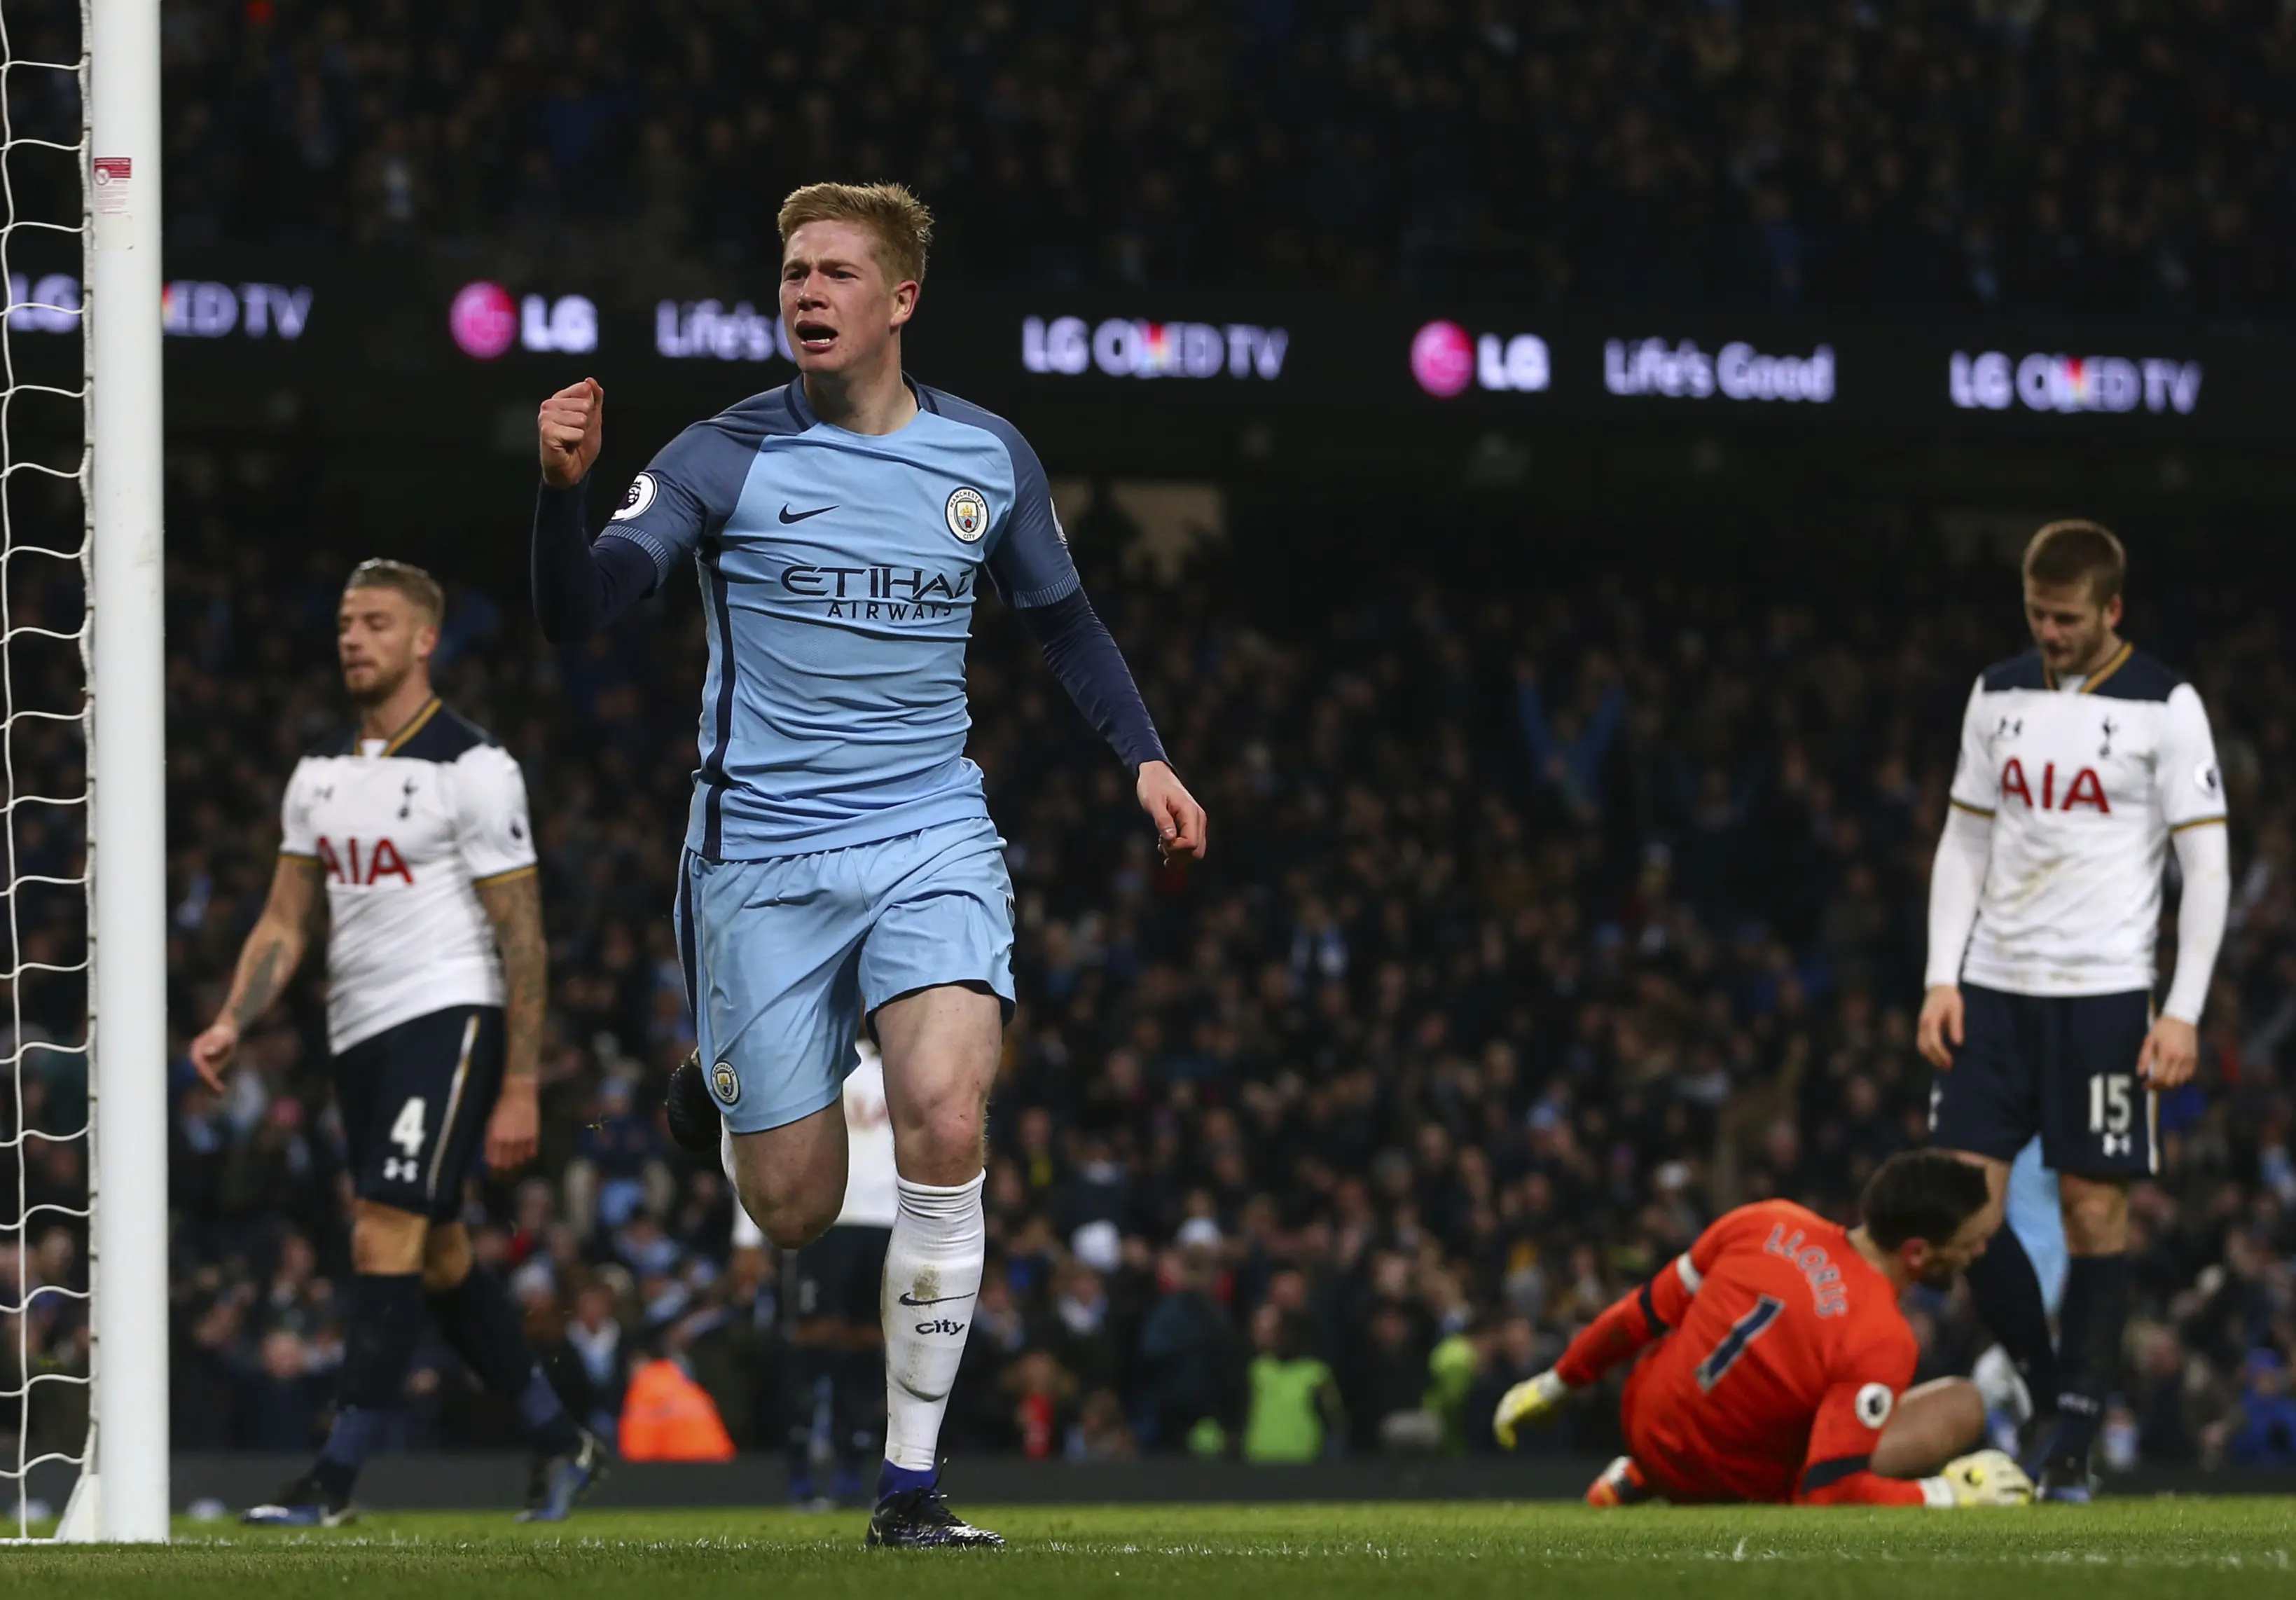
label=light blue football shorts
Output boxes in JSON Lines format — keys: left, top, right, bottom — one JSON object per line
{"left": 675, "top": 815, "right": 1016, "bottom": 1134}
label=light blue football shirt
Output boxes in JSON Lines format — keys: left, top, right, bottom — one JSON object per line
{"left": 599, "top": 378, "right": 1081, "bottom": 859}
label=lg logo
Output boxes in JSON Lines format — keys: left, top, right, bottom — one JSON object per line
{"left": 1411, "top": 321, "right": 1550, "bottom": 398}
{"left": 451, "top": 281, "right": 597, "bottom": 360}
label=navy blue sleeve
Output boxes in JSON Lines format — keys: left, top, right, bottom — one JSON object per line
{"left": 532, "top": 388, "right": 798, "bottom": 640}
{"left": 532, "top": 481, "right": 663, "bottom": 641}
{"left": 981, "top": 423, "right": 1083, "bottom": 611}
{"left": 916, "top": 389, "right": 1157, "bottom": 766}
{"left": 1015, "top": 588, "right": 1169, "bottom": 772}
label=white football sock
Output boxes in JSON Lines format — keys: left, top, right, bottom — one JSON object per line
{"left": 881, "top": 1171, "right": 986, "bottom": 1473}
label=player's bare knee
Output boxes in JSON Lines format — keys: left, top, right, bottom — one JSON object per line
{"left": 421, "top": 1222, "right": 472, "bottom": 1293}
{"left": 738, "top": 1179, "right": 840, "bottom": 1250}
{"left": 2059, "top": 1175, "right": 2129, "bottom": 1255}
{"left": 756, "top": 1206, "right": 836, "bottom": 1252}
{"left": 351, "top": 1201, "right": 429, "bottom": 1274}
{"left": 894, "top": 1108, "right": 986, "bottom": 1187}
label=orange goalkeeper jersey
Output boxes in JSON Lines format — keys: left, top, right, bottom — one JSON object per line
{"left": 1555, "top": 1199, "right": 1925, "bottom": 1506}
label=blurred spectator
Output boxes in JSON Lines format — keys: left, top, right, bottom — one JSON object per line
{"left": 2225, "top": 1350, "right": 2296, "bottom": 1467}
{"left": 9, "top": 446, "right": 2296, "bottom": 1471}
{"left": 136, "top": 0, "right": 2296, "bottom": 316}
{"left": 1135, "top": 1245, "right": 1238, "bottom": 1452}
{"left": 235, "top": 1330, "right": 328, "bottom": 1451}
{"left": 618, "top": 1351, "right": 736, "bottom": 1462}
{"left": 1242, "top": 1306, "right": 1341, "bottom": 1463}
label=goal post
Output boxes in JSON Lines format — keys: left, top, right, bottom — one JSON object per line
{"left": 78, "top": 0, "right": 167, "bottom": 1543}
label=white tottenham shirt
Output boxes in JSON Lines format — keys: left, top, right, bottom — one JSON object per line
{"left": 1948, "top": 645, "right": 2225, "bottom": 997}
{"left": 278, "top": 699, "right": 537, "bottom": 1054}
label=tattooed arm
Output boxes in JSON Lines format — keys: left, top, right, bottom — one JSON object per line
{"left": 189, "top": 854, "right": 324, "bottom": 1091}
{"left": 476, "top": 867, "right": 546, "bottom": 1171}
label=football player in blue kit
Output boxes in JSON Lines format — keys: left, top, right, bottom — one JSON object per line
{"left": 531, "top": 182, "right": 1205, "bottom": 1547}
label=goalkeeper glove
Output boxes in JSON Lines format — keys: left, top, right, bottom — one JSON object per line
{"left": 1492, "top": 1370, "right": 1572, "bottom": 1450}
{"left": 1919, "top": 1449, "right": 2035, "bottom": 1508}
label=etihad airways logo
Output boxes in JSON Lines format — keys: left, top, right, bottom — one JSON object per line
{"left": 781, "top": 564, "right": 975, "bottom": 623}
{"left": 1948, "top": 351, "right": 2201, "bottom": 415}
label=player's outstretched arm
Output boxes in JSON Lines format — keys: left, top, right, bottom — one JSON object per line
{"left": 530, "top": 379, "right": 660, "bottom": 642}
{"left": 1009, "top": 590, "right": 1204, "bottom": 860}
{"left": 1498, "top": 1254, "right": 1704, "bottom": 1448}
{"left": 476, "top": 869, "right": 546, "bottom": 1171}
{"left": 979, "top": 413, "right": 1204, "bottom": 860}
{"left": 190, "top": 854, "right": 323, "bottom": 1090}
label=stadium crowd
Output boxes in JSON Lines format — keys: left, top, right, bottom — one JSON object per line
{"left": 8, "top": 455, "right": 2292, "bottom": 1477}
{"left": 123, "top": 0, "right": 2296, "bottom": 315}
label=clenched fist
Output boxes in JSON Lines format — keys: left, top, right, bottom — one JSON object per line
{"left": 538, "top": 378, "right": 604, "bottom": 488}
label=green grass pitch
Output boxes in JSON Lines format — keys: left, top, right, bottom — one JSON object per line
{"left": 4, "top": 1502, "right": 2292, "bottom": 1600}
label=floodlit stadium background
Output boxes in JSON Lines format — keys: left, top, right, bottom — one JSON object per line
{"left": 5, "top": 1, "right": 2295, "bottom": 1497}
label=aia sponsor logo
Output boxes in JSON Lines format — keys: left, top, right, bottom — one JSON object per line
{"left": 2000, "top": 759, "right": 2110, "bottom": 813}
{"left": 316, "top": 836, "right": 414, "bottom": 885}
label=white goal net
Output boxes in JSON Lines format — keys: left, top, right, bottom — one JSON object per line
{"left": 0, "top": 0, "right": 167, "bottom": 1542}
{"left": 0, "top": 0, "right": 94, "bottom": 1540}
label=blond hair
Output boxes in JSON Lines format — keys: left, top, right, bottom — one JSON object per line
{"left": 343, "top": 558, "right": 444, "bottom": 626}
{"left": 777, "top": 181, "right": 934, "bottom": 286}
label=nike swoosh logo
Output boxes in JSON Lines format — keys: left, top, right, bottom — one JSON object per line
{"left": 897, "top": 1290, "right": 972, "bottom": 1308}
{"left": 780, "top": 503, "right": 837, "bottom": 524}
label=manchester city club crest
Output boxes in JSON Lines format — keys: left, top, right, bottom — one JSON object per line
{"left": 711, "top": 1061, "right": 741, "bottom": 1105}
{"left": 945, "top": 485, "right": 989, "bottom": 543}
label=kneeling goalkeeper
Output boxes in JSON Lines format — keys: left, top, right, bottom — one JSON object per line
{"left": 1496, "top": 1150, "right": 2033, "bottom": 1508}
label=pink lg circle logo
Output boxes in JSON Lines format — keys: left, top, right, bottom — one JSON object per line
{"left": 1411, "top": 320, "right": 1474, "bottom": 397}
{"left": 1410, "top": 319, "right": 1476, "bottom": 398}
{"left": 450, "top": 280, "right": 518, "bottom": 360}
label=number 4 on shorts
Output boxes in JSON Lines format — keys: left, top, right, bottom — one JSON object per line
{"left": 390, "top": 1096, "right": 428, "bottom": 1157}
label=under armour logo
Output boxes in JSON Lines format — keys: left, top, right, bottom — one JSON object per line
{"left": 382, "top": 1157, "right": 420, "bottom": 1182}
{"left": 314, "top": 785, "right": 335, "bottom": 802}
{"left": 2099, "top": 717, "right": 2119, "bottom": 759}
{"left": 2102, "top": 1133, "right": 2132, "bottom": 1157}
{"left": 1995, "top": 716, "right": 2022, "bottom": 739}
{"left": 398, "top": 778, "right": 419, "bottom": 819}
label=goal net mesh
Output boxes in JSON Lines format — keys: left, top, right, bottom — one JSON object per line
{"left": 0, "top": 0, "right": 92, "bottom": 1537}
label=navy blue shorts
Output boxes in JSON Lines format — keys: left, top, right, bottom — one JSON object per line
{"left": 335, "top": 1005, "right": 506, "bottom": 1221}
{"left": 1928, "top": 984, "right": 2155, "bottom": 1178}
